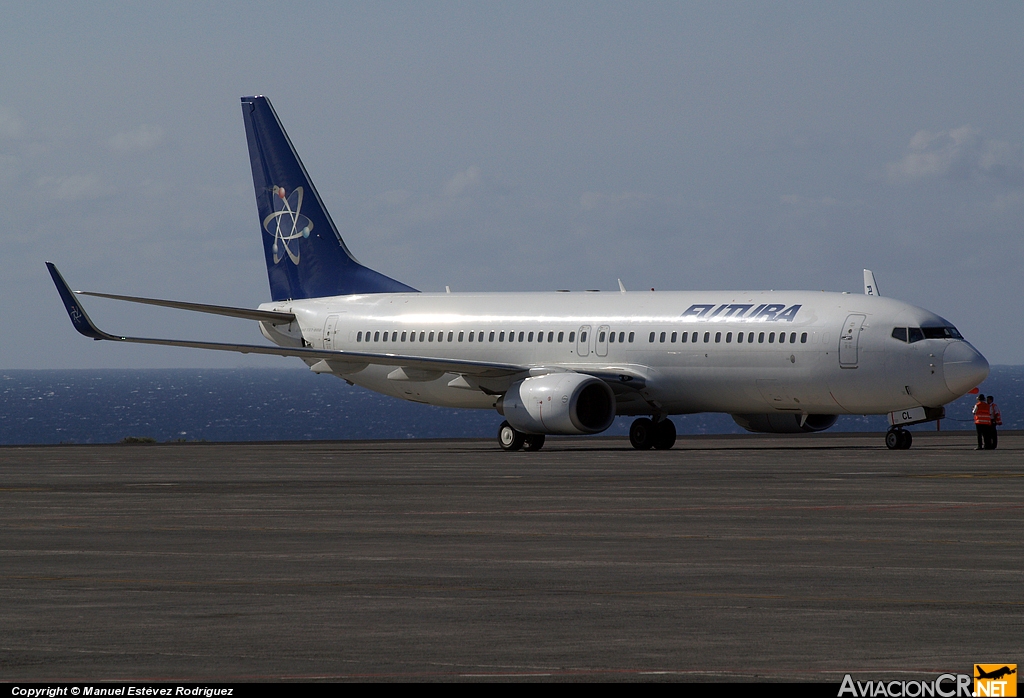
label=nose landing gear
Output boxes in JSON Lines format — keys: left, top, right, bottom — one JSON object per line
{"left": 885, "top": 427, "right": 913, "bottom": 450}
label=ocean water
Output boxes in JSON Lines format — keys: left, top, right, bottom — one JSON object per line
{"left": 0, "top": 367, "right": 1019, "bottom": 445}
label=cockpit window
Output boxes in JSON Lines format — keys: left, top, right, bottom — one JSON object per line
{"left": 922, "top": 326, "right": 963, "bottom": 340}
{"left": 892, "top": 325, "right": 962, "bottom": 343}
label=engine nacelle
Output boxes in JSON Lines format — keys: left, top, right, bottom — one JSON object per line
{"left": 731, "top": 413, "right": 838, "bottom": 434}
{"left": 497, "top": 373, "right": 616, "bottom": 435}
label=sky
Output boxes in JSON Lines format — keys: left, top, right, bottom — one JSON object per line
{"left": 3, "top": 2, "right": 1022, "bottom": 368}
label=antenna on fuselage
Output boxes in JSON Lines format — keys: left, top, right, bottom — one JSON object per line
{"left": 863, "top": 269, "right": 881, "bottom": 297}
{"left": 617, "top": 279, "right": 626, "bottom": 293}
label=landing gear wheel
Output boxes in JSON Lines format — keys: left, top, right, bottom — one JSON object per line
{"left": 498, "top": 421, "right": 525, "bottom": 451}
{"left": 523, "top": 434, "right": 546, "bottom": 451}
{"left": 885, "top": 428, "right": 912, "bottom": 450}
{"left": 630, "top": 418, "right": 656, "bottom": 450}
{"left": 653, "top": 419, "right": 677, "bottom": 450}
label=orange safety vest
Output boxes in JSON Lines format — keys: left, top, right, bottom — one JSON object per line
{"left": 973, "top": 402, "right": 991, "bottom": 425}
{"left": 991, "top": 403, "right": 1002, "bottom": 426}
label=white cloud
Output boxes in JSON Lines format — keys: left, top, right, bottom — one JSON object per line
{"left": 0, "top": 107, "right": 25, "bottom": 139}
{"left": 443, "top": 165, "right": 482, "bottom": 197}
{"left": 887, "top": 126, "right": 1024, "bottom": 186}
{"left": 108, "top": 124, "right": 165, "bottom": 153}
{"left": 36, "top": 174, "right": 115, "bottom": 201}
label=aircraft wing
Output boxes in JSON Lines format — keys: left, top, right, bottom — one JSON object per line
{"left": 47, "top": 263, "right": 524, "bottom": 379}
{"left": 75, "top": 290, "right": 296, "bottom": 324}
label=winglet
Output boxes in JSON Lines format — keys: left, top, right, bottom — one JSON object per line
{"left": 46, "top": 263, "right": 113, "bottom": 340}
{"left": 863, "top": 269, "right": 881, "bottom": 297}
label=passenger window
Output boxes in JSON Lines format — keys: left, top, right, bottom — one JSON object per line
{"left": 374, "top": 331, "right": 380, "bottom": 342}
{"left": 468, "top": 332, "right": 473, "bottom": 342}
{"left": 659, "top": 332, "right": 666, "bottom": 343}
{"left": 649, "top": 332, "right": 656, "bottom": 343}
{"left": 758, "top": 332, "right": 764, "bottom": 343}
{"left": 499, "top": 331, "right": 505, "bottom": 341}
{"left": 704, "top": 332, "right": 710, "bottom": 343}
{"left": 558, "top": 331, "right": 564, "bottom": 343}
{"left": 392, "top": 332, "right": 398, "bottom": 342}
{"left": 447, "top": 331, "right": 453, "bottom": 342}
{"left": 790, "top": 332, "right": 796, "bottom": 343}
{"left": 670, "top": 332, "right": 677, "bottom": 342}
{"left": 609, "top": 332, "right": 615, "bottom": 344}
{"left": 580, "top": 331, "right": 587, "bottom": 343}
{"left": 908, "top": 328, "right": 924, "bottom": 343}
{"left": 458, "top": 331, "right": 464, "bottom": 342}
{"left": 489, "top": 331, "right": 495, "bottom": 342}
{"left": 419, "top": 331, "right": 425, "bottom": 342}
{"left": 715, "top": 332, "right": 721, "bottom": 343}
{"left": 891, "top": 327, "right": 907, "bottom": 342}
{"left": 800, "top": 332, "right": 807, "bottom": 343}
{"left": 779, "top": 332, "right": 785, "bottom": 344}
{"left": 428, "top": 331, "right": 434, "bottom": 342}
{"left": 548, "top": 331, "right": 554, "bottom": 342}
{"left": 518, "top": 331, "right": 524, "bottom": 342}
{"left": 618, "top": 332, "right": 625, "bottom": 343}
{"left": 737, "top": 332, "right": 743, "bottom": 344}
{"left": 528, "top": 332, "right": 534, "bottom": 342}
{"left": 748, "top": 332, "right": 754, "bottom": 343}
{"left": 628, "top": 332, "right": 634, "bottom": 342}
{"left": 401, "top": 331, "right": 407, "bottom": 342}
{"left": 479, "top": 332, "right": 484, "bottom": 342}
{"left": 726, "top": 332, "right": 732, "bottom": 343}
{"left": 769, "top": 332, "right": 775, "bottom": 343}
{"left": 357, "top": 331, "right": 362, "bottom": 342}
{"left": 569, "top": 332, "right": 576, "bottom": 343}
{"left": 681, "top": 332, "right": 688, "bottom": 343}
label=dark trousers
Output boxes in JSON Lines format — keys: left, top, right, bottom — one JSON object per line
{"left": 990, "top": 425, "right": 998, "bottom": 450}
{"left": 977, "top": 425, "right": 987, "bottom": 449}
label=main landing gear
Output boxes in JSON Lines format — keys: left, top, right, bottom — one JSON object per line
{"left": 498, "top": 421, "right": 545, "bottom": 452}
{"left": 629, "top": 418, "right": 676, "bottom": 450}
{"left": 885, "top": 427, "right": 913, "bottom": 450}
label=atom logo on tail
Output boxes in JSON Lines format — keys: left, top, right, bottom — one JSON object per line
{"left": 262, "top": 185, "right": 313, "bottom": 264}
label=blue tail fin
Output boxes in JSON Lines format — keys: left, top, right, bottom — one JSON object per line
{"left": 241, "top": 96, "right": 417, "bottom": 301}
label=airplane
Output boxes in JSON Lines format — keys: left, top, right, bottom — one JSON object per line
{"left": 975, "top": 666, "right": 1016, "bottom": 681}
{"left": 47, "top": 95, "right": 990, "bottom": 452}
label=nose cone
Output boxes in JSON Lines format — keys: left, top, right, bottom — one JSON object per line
{"left": 943, "top": 342, "right": 989, "bottom": 397}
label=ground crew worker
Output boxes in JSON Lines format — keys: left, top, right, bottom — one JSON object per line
{"left": 973, "top": 394, "right": 991, "bottom": 450}
{"left": 987, "top": 395, "right": 1001, "bottom": 450}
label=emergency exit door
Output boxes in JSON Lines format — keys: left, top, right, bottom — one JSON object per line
{"left": 323, "top": 315, "right": 340, "bottom": 350}
{"left": 839, "top": 314, "right": 866, "bottom": 368}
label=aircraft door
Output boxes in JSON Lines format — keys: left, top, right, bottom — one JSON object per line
{"left": 577, "top": 325, "right": 591, "bottom": 357}
{"left": 595, "top": 325, "right": 610, "bottom": 357}
{"left": 323, "top": 315, "right": 340, "bottom": 350}
{"left": 839, "top": 314, "right": 866, "bottom": 368}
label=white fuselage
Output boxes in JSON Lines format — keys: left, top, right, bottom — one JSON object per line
{"left": 258, "top": 289, "right": 987, "bottom": 418}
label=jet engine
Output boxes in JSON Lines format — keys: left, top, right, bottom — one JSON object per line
{"left": 731, "top": 413, "right": 838, "bottom": 434}
{"left": 497, "top": 373, "right": 616, "bottom": 435}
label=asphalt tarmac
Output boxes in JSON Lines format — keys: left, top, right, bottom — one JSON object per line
{"left": 1, "top": 432, "right": 1021, "bottom": 682}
